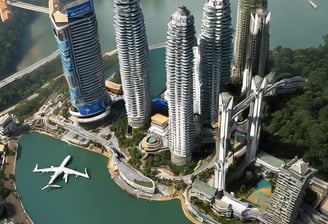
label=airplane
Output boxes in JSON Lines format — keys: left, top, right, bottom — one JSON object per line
{"left": 33, "top": 155, "right": 90, "bottom": 190}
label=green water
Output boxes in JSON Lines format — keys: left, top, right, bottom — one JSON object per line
{"left": 149, "top": 48, "right": 166, "bottom": 97}
{"left": 15, "top": 132, "right": 191, "bottom": 224}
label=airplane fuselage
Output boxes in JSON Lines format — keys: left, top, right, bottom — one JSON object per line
{"left": 48, "top": 155, "right": 71, "bottom": 185}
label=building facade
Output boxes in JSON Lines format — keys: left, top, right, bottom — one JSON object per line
{"left": 267, "top": 158, "right": 316, "bottom": 224}
{"left": 0, "top": 114, "right": 15, "bottom": 137}
{"left": 233, "top": 0, "right": 268, "bottom": 78}
{"left": 166, "top": 6, "right": 197, "bottom": 165}
{"left": 246, "top": 10, "right": 270, "bottom": 78}
{"left": 113, "top": 0, "right": 151, "bottom": 128}
{"left": 49, "top": 0, "right": 111, "bottom": 123}
{"left": 199, "top": 0, "right": 233, "bottom": 125}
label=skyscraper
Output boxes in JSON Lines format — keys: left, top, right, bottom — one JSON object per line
{"left": 267, "top": 158, "right": 316, "bottom": 224}
{"left": 166, "top": 6, "right": 197, "bottom": 165}
{"left": 233, "top": 0, "right": 268, "bottom": 77}
{"left": 199, "top": 0, "right": 233, "bottom": 125}
{"left": 49, "top": 0, "right": 111, "bottom": 123}
{"left": 246, "top": 11, "right": 271, "bottom": 77}
{"left": 113, "top": 0, "right": 151, "bottom": 128}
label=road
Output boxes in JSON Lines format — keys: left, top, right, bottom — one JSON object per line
{"left": 0, "top": 50, "right": 60, "bottom": 89}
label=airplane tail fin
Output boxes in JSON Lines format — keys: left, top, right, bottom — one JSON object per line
{"left": 33, "top": 164, "right": 38, "bottom": 172}
{"left": 84, "top": 168, "right": 90, "bottom": 179}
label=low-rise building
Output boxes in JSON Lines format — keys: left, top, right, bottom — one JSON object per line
{"left": 190, "top": 179, "right": 217, "bottom": 202}
{"left": 0, "top": 114, "right": 16, "bottom": 137}
{"left": 320, "top": 195, "right": 328, "bottom": 216}
{"left": 256, "top": 151, "right": 285, "bottom": 173}
{"left": 151, "top": 113, "right": 168, "bottom": 129}
{"left": 0, "top": 1, "right": 10, "bottom": 22}
{"left": 105, "top": 80, "right": 123, "bottom": 95}
{"left": 140, "top": 113, "right": 169, "bottom": 152}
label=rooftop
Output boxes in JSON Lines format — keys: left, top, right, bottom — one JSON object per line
{"left": 290, "top": 159, "right": 309, "bottom": 175}
{"left": 320, "top": 196, "right": 328, "bottom": 216}
{"left": 257, "top": 151, "right": 285, "bottom": 168}
{"left": 192, "top": 179, "right": 217, "bottom": 199}
{"left": 151, "top": 113, "right": 168, "bottom": 125}
{"left": 0, "top": 1, "right": 9, "bottom": 22}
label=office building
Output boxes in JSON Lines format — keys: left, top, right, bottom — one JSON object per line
{"left": 113, "top": 0, "right": 151, "bottom": 128}
{"left": 233, "top": 0, "right": 268, "bottom": 77}
{"left": 246, "top": 10, "right": 271, "bottom": 77}
{"left": 49, "top": 0, "right": 111, "bottom": 123}
{"left": 166, "top": 6, "right": 197, "bottom": 165}
{"left": 267, "top": 158, "right": 316, "bottom": 224}
{"left": 199, "top": 0, "right": 233, "bottom": 125}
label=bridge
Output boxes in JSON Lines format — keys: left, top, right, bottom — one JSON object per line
{"left": 6, "top": 0, "right": 48, "bottom": 14}
{"left": 0, "top": 0, "right": 48, "bottom": 22}
{"left": 215, "top": 75, "right": 307, "bottom": 193}
{"left": 0, "top": 50, "right": 60, "bottom": 89}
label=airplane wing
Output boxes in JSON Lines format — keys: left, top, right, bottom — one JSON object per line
{"left": 33, "top": 164, "right": 58, "bottom": 173}
{"left": 62, "top": 167, "right": 89, "bottom": 179}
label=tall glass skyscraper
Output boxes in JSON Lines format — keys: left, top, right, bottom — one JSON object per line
{"left": 113, "top": 0, "right": 151, "bottom": 128}
{"left": 49, "top": 0, "right": 111, "bottom": 123}
{"left": 199, "top": 0, "right": 232, "bottom": 126}
{"left": 166, "top": 6, "right": 197, "bottom": 166}
{"left": 233, "top": 0, "right": 268, "bottom": 77}
{"left": 246, "top": 11, "right": 271, "bottom": 77}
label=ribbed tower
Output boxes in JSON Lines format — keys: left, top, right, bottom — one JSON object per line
{"left": 233, "top": 0, "right": 268, "bottom": 77}
{"left": 49, "top": 0, "right": 111, "bottom": 123}
{"left": 166, "top": 6, "right": 197, "bottom": 166}
{"left": 199, "top": 0, "right": 233, "bottom": 126}
{"left": 113, "top": 0, "right": 151, "bottom": 128}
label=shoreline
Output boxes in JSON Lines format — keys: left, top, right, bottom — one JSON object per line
{"left": 2, "top": 143, "right": 33, "bottom": 224}
{"left": 25, "top": 130, "right": 199, "bottom": 224}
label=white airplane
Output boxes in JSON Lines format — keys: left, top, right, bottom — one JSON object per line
{"left": 33, "top": 155, "right": 90, "bottom": 190}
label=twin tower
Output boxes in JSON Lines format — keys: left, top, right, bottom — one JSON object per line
{"left": 49, "top": 0, "right": 266, "bottom": 166}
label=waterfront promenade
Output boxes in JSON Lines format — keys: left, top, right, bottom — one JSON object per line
{"left": 42, "top": 129, "right": 200, "bottom": 224}
{"left": 3, "top": 148, "right": 32, "bottom": 224}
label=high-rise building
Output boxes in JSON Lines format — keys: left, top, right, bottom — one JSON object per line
{"left": 166, "top": 6, "right": 197, "bottom": 166}
{"left": 199, "top": 0, "right": 233, "bottom": 125}
{"left": 233, "top": 0, "right": 268, "bottom": 77}
{"left": 113, "top": 0, "right": 151, "bottom": 128}
{"left": 246, "top": 10, "right": 271, "bottom": 77}
{"left": 267, "top": 158, "right": 316, "bottom": 224}
{"left": 49, "top": 0, "right": 111, "bottom": 123}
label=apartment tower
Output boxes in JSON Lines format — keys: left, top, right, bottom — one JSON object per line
{"left": 49, "top": 0, "right": 111, "bottom": 123}
{"left": 246, "top": 11, "right": 271, "bottom": 77}
{"left": 166, "top": 6, "right": 197, "bottom": 165}
{"left": 199, "top": 0, "right": 233, "bottom": 125}
{"left": 267, "top": 158, "right": 316, "bottom": 224}
{"left": 113, "top": 0, "right": 151, "bottom": 128}
{"left": 233, "top": 0, "right": 268, "bottom": 77}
